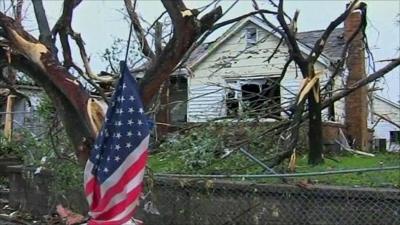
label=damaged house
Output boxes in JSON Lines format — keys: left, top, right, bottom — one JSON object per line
{"left": 1, "top": 15, "right": 398, "bottom": 151}
{"left": 165, "top": 15, "right": 399, "bottom": 151}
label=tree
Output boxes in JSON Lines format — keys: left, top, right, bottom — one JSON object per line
{"left": 0, "top": 0, "right": 224, "bottom": 164}
{"left": 0, "top": 0, "right": 398, "bottom": 166}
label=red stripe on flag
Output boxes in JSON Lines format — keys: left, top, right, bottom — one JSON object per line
{"left": 85, "top": 177, "right": 96, "bottom": 196}
{"left": 88, "top": 207, "right": 139, "bottom": 225}
{"left": 94, "top": 183, "right": 142, "bottom": 220}
{"left": 90, "top": 149, "right": 148, "bottom": 212}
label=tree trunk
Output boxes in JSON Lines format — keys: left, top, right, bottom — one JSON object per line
{"left": 0, "top": 13, "right": 96, "bottom": 164}
{"left": 307, "top": 86, "right": 324, "bottom": 165}
{"left": 0, "top": 3, "right": 223, "bottom": 164}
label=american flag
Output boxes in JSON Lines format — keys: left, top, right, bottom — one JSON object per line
{"left": 84, "top": 61, "right": 150, "bottom": 225}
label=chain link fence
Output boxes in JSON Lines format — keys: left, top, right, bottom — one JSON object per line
{"left": 136, "top": 168, "right": 400, "bottom": 225}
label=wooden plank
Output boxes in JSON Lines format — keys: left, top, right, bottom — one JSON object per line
{"left": 4, "top": 95, "right": 16, "bottom": 141}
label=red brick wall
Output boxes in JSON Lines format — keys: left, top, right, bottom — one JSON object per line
{"left": 344, "top": 10, "right": 369, "bottom": 151}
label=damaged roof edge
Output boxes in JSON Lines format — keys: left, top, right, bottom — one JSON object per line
{"left": 187, "top": 15, "right": 345, "bottom": 69}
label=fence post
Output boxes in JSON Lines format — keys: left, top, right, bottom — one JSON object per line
{"left": 4, "top": 94, "right": 16, "bottom": 141}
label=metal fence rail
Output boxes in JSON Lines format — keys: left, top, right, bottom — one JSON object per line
{"left": 154, "top": 165, "right": 400, "bottom": 179}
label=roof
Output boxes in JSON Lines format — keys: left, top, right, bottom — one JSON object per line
{"left": 187, "top": 16, "right": 345, "bottom": 68}
{"left": 186, "top": 42, "right": 214, "bottom": 67}
{"left": 297, "top": 28, "right": 345, "bottom": 60}
{"left": 374, "top": 95, "right": 400, "bottom": 110}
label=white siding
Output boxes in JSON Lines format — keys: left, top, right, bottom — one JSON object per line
{"left": 189, "top": 19, "right": 336, "bottom": 121}
{"left": 371, "top": 96, "right": 400, "bottom": 140}
{"left": 187, "top": 84, "right": 225, "bottom": 122}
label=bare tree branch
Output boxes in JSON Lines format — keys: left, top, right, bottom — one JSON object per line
{"left": 139, "top": 0, "right": 222, "bottom": 106}
{"left": 177, "top": 8, "right": 277, "bottom": 71}
{"left": 31, "top": 0, "right": 55, "bottom": 53}
{"left": 307, "top": 0, "right": 362, "bottom": 64}
{"left": 322, "top": 57, "right": 400, "bottom": 109}
{"left": 277, "top": 0, "right": 307, "bottom": 72}
{"left": 154, "top": 21, "right": 163, "bottom": 56}
{"left": 51, "top": 0, "right": 82, "bottom": 67}
{"left": 0, "top": 12, "right": 96, "bottom": 163}
{"left": 124, "top": 0, "right": 155, "bottom": 59}
{"left": 12, "top": 0, "right": 23, "bottom": 23}
{"left": 321, "top": 12, "right": 365, "bottom": 92}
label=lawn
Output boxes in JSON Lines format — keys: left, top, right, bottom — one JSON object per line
{"left": 148, "top": 123, "right": 399, "bottom": 188}
{"left": 148, "top": 151, "right": 400, "bottom": 188}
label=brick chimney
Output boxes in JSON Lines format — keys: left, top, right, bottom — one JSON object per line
{"left": 344, "top": 2, "right": 369, "bottom": 150}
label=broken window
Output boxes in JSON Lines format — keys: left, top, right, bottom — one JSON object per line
{"left": 225, "top": 78, "right": 280, "bottom": 118}
{"left": 245, "top": 27, "right": 257, "bottom": 47}
{"left": 169, "top": 75, "right": 188, "bottom": 123}
{"left": 226, "top": 89, "right": 239, "bottom": 117}
{"left": 326, "top": 81, "right": 335, "bottom": 121}
{"left": 389, "top": 131, "right": 400, "bottom": 143}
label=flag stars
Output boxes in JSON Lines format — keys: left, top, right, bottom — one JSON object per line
{"left": 127, "top": 131, "right": 133, "bottom": 137}
{"left": 88, "top": 67, "right": 151, "bottom": 185}
{"left": 117, "top": 96, "right": 125, "bottom": 103}
{"left": 115, "top": 133, "right": 122, "bottom": 139}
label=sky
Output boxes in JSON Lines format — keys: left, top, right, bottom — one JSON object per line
{"left": 18, "top": 0, "right": 400, "bottom": 103}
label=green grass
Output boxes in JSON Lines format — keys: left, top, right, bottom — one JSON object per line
{"left": 149, "top": 123, "right": 399, "bottom": 188}
{"left": 149, "top": 151, "right": 400, "bottom": 188}
{"left": 293, "top": 153, "right": 400, "bottom": 187}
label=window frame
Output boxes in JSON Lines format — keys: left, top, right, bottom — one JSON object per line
{"left": 245, "top": 27, "right": 257, "bottom": 47}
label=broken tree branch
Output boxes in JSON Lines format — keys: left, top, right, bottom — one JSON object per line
{"left": 0, "top": 11, "right": 98, "bottom": 163}
{"left": 277, "top": 0, "right": 307, "bottom": 71}
{"left": 308, "top": 0, "right": 361, "bottom": 64}
{"left": 139, "top": 0, "right": 222, "bottom": 106}
{"left": 322, "top": 57, "right": 400, "bottom": 108}
{"left": 373, "top": 113, "right": 400, "bottom": 129}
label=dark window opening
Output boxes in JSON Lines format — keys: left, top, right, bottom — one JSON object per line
{"left": 226, "top": 78, "right": 281, "bottom": 118}
{"left": 170, "top": 75, "right": 186, "bottom": 91}
{"left": 327, "top": 82, "right": 335, "bottom": 121}
{"left": 226, "top": 89, "right": 239, "bottom": 117}
{"left": 242, "top": 83, "right": 261, "bottom": 113}
{"left": 245, "top": 28, "right": 257, "bottom": 47}
{"left": 169, "top": 75, "right": 188, "bottom": 123}
{"left": 389, "top": 131, "right": 400, "bottom": 144}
